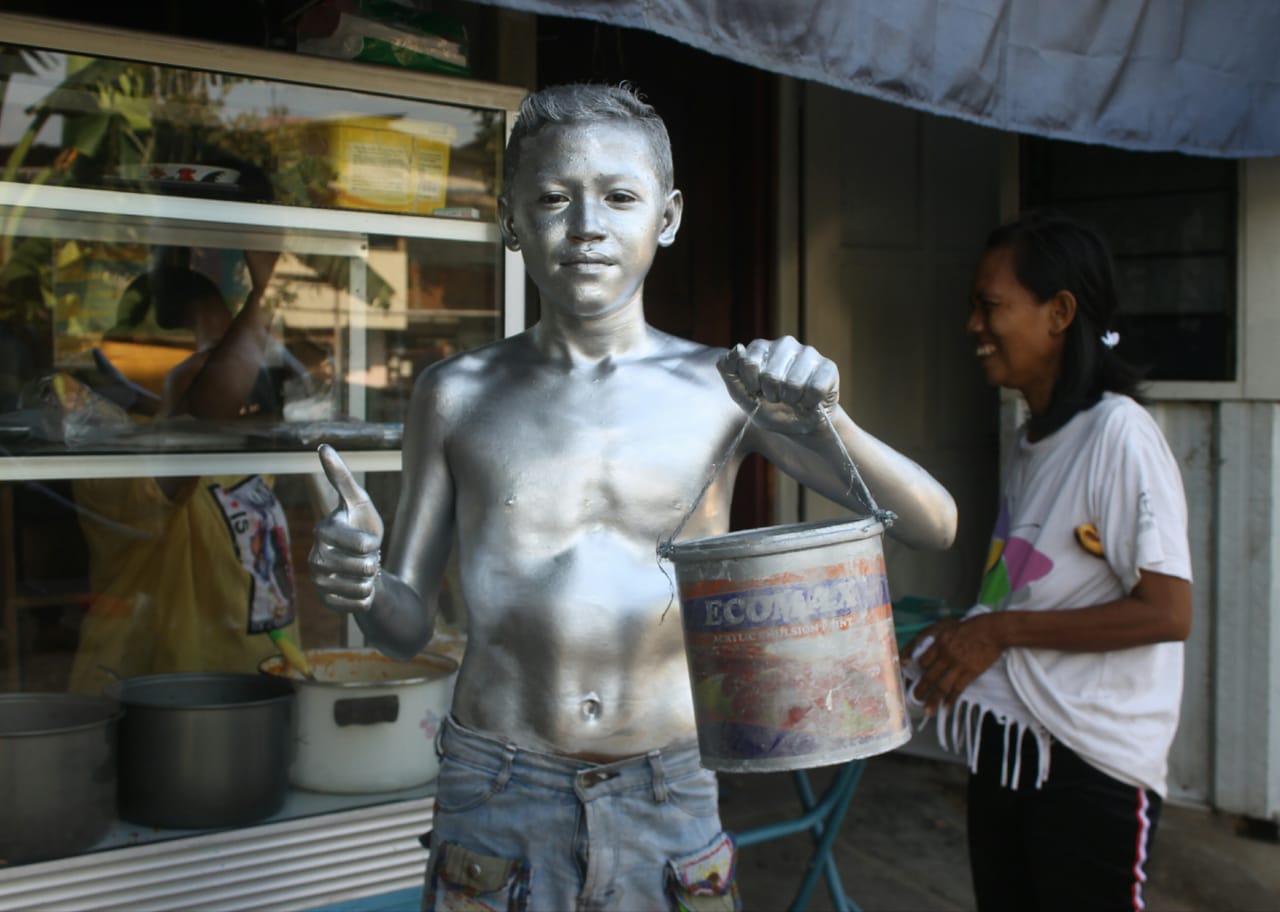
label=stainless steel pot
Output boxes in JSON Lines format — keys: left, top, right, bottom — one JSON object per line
{"left": 0, "top": 693, "right": 121, "bottom": 864}
{"left": 117, "top": 672, "right": 294, "bottom": 829}
{"left": 260, "top": 649, "right": 457, "bottom": 794}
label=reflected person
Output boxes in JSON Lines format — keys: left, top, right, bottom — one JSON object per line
{"left": 69, "top": 249, "right": 302, "bottom": 689}
{"left": 310, "top": 84, "right": 958, "bottom": 911}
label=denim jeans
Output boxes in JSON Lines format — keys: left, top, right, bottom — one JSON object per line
{"left": 423, "top": 715, "right": 739, "bottom": 912}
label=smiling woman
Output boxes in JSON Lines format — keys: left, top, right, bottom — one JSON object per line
{"left": 908, "top": 210, "right": 1192, "bottom": 912}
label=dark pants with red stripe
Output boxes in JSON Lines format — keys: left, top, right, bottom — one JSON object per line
{"left": 967, "top": 715, "right": 1163, "bottom": 912}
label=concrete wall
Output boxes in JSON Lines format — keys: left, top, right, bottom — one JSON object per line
{"left": 785, "top": 82, "right": 1004, "bottom": 612}
{"left": 1201, "top": 402, "right": 1280, "bottom": 816}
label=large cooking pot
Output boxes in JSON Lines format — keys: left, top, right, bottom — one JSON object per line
{"left": 0, "top": 693, "right": 120, "bottom": 864}
{"left": 260, "top": 648, "right": 457, "bottom": 794}
{"left": 117, "top": 672, "right": 294, "bottom": 829}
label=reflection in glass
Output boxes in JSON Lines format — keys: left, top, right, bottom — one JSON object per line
{"left": 0, "top": 45, "right": 503, "bottom": 216}
{"left": 3, "top": 472, "right": 334, "bottom": 692}
{"left": 0, "top": 43, "right": 506, "bottom": 458}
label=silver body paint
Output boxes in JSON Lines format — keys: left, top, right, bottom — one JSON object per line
{"left": 310, "top": 118, "right": 957, "bottom": 759}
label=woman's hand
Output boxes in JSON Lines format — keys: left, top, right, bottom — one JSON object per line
{"left": 907, "top": 614, "right": 1007, "bottom": 716}
{"left": 905, "top": 570, "right": 1192, "bottom": 717}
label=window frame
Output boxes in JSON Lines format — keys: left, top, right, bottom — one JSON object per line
{"left": 1019, "top": 136, "right": 1243, "bottom": 399}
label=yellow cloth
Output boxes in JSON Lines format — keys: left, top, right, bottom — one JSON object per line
{"left": 68, "top": 473, "right": 299, "bottom": 692}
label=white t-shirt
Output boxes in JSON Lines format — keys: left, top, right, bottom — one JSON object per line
{"left": 913, "top": 393, "right": 1192, "bottom": 796}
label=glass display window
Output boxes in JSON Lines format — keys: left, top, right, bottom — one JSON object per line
{"left": 0, "top": 14, "right": 522, "bottom": 880}
{"left": 0, "top": 44, "right": 516, "bottom": 464}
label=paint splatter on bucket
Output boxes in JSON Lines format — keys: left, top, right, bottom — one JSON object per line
{"left": 668, "top": 517, "right": 910, "bottom": 772}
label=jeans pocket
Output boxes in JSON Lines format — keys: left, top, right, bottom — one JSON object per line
{"left": 665, "top": 768, "right": 721, "bottom": 819}
{"left": 434, "top": 755, "right": 506, "bottom": 814}
{"left": 666, "top": 831, "right": 741, "bottom": 912}
{"left": 422, "top": 841, "right": 531, "bottom": 912}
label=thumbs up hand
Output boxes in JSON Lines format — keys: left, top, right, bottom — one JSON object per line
{"left": 308, "top": 444, "right": 386, "bottom": 614}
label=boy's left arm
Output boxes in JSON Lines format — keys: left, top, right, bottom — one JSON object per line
{"left": 718, "top": 337, "right": 957, "bottom": 551}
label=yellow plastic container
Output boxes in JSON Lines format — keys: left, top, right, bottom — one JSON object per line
{"left": 305, "top": 116, "right": 456, "bottom": 214}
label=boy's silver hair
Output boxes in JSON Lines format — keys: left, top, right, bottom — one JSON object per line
{"left": 501, "top": 82, "right": 675, "bottom": 196}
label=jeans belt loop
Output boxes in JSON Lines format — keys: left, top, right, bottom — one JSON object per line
{"left": 434, "top": 717, "right": 448, "bottom": 760}
{"left": 648, "top": 749, "right": 668, "bottom": 803}
{"left": 494, "top": 742, "right": 517, "bottom": 792}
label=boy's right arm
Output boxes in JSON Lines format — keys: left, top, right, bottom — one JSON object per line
{"left": 309, "top": 371, "right": 457, "bottom": 659}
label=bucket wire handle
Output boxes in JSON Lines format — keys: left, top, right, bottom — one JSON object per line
{"left": 655, "top": 402, "right": 759, "bottom": 622}
{"left": 816, "top": 407, "right": 897, "bottom": 531}
{"left": 657, "top": 400, "right": 761, "bottom": 561}
{"left": 657, "top": 400, "right": 896, "bottom": 565}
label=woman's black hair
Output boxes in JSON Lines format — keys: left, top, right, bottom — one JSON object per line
{"left": 985, "top": 209, "right": 1147, "bottom": 438}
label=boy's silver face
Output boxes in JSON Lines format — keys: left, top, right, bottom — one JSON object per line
{"left": 500, "top": 121, "right": 682, "bottom": 321}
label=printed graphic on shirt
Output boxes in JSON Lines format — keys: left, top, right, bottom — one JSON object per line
{"left": 976, "top": 498, "right": 1054, "bottom": 610}
{"left": 210, "top": 476, "right": 296, "bottom": 633}
{"left": 1074, "top": 523, "right": 1106, "bottom": 558}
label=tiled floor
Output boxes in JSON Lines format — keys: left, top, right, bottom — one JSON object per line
{"left": 315, "top": 749, "right": 1280, "bottom": 912}
{"left": 721, "top": 755, "right": 973, "bottom": 912}
{"left": 719, "top": 751, "right": 1280, "bottom": 912}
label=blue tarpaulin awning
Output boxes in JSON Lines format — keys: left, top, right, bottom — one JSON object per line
{"left": 473, "top": 0, "right": 1280, "bottom": 158}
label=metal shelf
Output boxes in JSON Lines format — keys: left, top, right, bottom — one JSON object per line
{"left": 0, "top": 182, "right": 500, "bottom": 245}
{"left": 0, "top": 450, "right": 402, "bottom": 483}
{"left": 0, "top": 205, "right": 367, "bottom": 258}
{"left": 0, "top": 794, "right": 436, "bottom": 912}
{"left": 281, "top": 307, "right": 499, "bottom": 330}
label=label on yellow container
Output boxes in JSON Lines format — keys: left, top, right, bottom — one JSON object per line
{"left": 409, "top": 121, "right": 458, "bottom": 214}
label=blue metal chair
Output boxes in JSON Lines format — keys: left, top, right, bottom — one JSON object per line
{"left": 733, "top": 759, "right": 867, "bottom": 912}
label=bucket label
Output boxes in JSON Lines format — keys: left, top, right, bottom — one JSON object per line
{"left": 678, "top": 558, "right": 907, "bottom": 768}
{"left": 681, "top": 565, "right": 890, "bottom": 634}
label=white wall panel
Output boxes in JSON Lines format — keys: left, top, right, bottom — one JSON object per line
{"left": 1212, "top": 402, "right": 1280, "bottom": 817}
{"left": 1152, "top": 402, "right": 1217, "bottom": 805}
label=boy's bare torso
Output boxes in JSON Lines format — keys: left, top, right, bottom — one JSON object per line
{"left": 426, "top": 330, "right": 740, "bottom": 758}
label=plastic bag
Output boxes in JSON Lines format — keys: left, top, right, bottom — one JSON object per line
{"left": 296, "top": 0, "right": 469, "bottom": 75}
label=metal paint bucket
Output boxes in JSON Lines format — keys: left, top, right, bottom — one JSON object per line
{"left": 668, "top": 516, "right": 910, "bottom": 772}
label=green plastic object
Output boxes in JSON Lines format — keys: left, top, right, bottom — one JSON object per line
{"left": 345, "top": 35, "right": 469, "bottom": 77}
{"left": 891, "top": 595, "right": 953, "bottom": 653}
